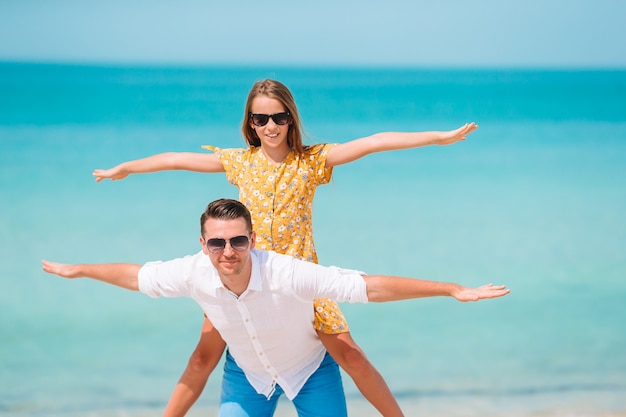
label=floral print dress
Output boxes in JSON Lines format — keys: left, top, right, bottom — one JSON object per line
{"left": 203, "top": 143, "right": 348, "bottom": 334}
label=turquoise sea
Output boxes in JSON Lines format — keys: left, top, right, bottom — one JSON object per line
{"left": 1, "top": 63, "right": 625, "bottom": 416}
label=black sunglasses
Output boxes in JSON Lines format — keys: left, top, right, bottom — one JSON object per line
{"left": 205, "top": 235, "right": 250, "bottom": 254}
{"left": 250, "top": 112, "right": 291, "bottom": 127}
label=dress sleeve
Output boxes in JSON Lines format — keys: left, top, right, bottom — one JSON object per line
{"left": 201, "top": 145, "right": 246, "bottom": 186}
{"left": 309, "top": 143, "right": 337, "bottom": 186}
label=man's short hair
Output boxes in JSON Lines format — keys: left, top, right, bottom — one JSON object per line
{"left": 200, "top": 199, "right": 253, "bottom": 236}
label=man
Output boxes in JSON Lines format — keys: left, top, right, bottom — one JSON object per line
{"left": 42, "top": 198, "right": 510, "bottom": 417}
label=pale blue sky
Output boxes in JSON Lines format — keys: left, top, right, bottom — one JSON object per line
{"left": 1, "top": 0, "right": 624, "bottom": 67}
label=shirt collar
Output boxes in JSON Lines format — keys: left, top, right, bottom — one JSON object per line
{"left": 194, "top": 252, "right": 225, "bottom": 296}
{"left": 195, "top": 250, "right": 263, "bottom": 296}
{"left": 247, "top": 250, "right": 263, "bottom": 292}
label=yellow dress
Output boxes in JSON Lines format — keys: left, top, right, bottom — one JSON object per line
{"left": 203, "top": 144, "right": 348, "bottom": 334}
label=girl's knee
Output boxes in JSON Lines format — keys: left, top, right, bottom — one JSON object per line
{"left": 340, "top": 345, "right": 369, "bottom": 371}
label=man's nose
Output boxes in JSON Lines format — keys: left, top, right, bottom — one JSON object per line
{"left": 222, "top": 242, "right": 236, "bottom": 255}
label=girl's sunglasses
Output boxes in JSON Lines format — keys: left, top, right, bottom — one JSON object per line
{"left": 205, "top": 235, "right": 250, "bottom": 254}
{"left": 250, "top": 112, "right": 291, "bottom": 127}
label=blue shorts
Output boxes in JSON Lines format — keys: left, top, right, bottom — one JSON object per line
{"left": 219, "top": 350, "right": 347, "bottom": 417}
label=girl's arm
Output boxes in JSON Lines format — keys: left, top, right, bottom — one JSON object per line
{"left": 325, "top": 122, "right": 478, "bottom": 167}
{"left": 93, "top": 152, "right": 225, "bottom": 182}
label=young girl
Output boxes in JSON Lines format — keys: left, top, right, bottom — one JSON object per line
{"left": 94, "top": 79, "right": 478, "bottom": 416}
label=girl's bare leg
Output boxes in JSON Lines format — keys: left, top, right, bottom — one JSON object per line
{"left": 318, "top": 331, "right": 404, "bottom": 417}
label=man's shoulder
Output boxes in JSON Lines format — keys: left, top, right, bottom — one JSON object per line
{"left": 252, "top": 249, "right": 291, "bottom": 263}
{"left": 252, "top": 249, "right": 323, "bottom": 280}
{"left": 252, "top": 249, "right": 302, "bottom": 274}
{"left": 142, "top": 251, "right": 212, "bottom": 271}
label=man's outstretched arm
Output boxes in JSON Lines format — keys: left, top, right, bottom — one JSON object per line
{"left": 41, "top": 260, "right": 140, "bottom": 290}
{"left": 163, "top": 318, "right": 226, "bottom": 417}
{"left": 364, "top": 275, "right": 510, "bottom": 302}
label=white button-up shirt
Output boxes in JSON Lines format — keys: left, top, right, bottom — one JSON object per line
{"left": 138, "top": 249, "right": 368, "bottom": 400}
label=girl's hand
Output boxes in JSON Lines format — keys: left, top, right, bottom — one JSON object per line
{"left": 93, "top": 167, "right": 128, "bottom": 182}
{"left": 437, "top": 122, "right": 479, "bottom": 145}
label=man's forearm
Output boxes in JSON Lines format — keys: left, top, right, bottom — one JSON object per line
{"left": 364, "top": 275, "right": 510, "bottom": 302}
{"left": 42, "top": 261, "right": 141, "bottom": 290}
{"left": 79, "top": 263, "right": 141, "bottom": 290}
{"left": 364, "top": 275, "right": 458, "bottom": 302}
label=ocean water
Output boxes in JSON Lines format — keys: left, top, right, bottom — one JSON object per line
{"left": 1, "top": 63, "right": 625, "bottom": 416}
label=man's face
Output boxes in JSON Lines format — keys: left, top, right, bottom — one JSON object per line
{"left": 200, "top": 217, "right": 255, "bottom": 280}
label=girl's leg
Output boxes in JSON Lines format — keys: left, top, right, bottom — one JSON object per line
{"left": 292, "top": 352, "right": 348, "bottom": 417}
{"left": 220, "top": 351, "right": 281, "bottom": 417}
{"left": 314, "top": 298, "right": 404, "bottom": 416}
{"left": 318, "top": 331, "right": 405, "bottom": 417}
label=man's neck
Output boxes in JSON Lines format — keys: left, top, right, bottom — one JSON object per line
{"left": 220, "top": 264, "right": 253, "bottom": 297}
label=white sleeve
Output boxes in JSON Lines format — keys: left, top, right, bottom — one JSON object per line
{"left": 138, "top": 256, "right": 192, "bottom": 298}
{"left": 290, "top": 259, "right": 368, "bottom": 304}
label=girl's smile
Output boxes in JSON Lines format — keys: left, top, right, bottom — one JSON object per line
{"left": 250, "top": 96, "right": 292, "bottom": 163}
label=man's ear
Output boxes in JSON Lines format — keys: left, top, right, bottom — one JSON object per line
{"left": 199, "top": 237, "right": 209, "bottom": 255}
{"left": 250, "top": 232, "right": 256, "bottom": 250}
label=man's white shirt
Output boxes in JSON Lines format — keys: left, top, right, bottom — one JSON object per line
{"left": 138, "top": 249, "right": 368, "bottom": 399}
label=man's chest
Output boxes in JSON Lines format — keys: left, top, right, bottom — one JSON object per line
{"left": 198, "top": 292, "right": 314, "bottom": 343}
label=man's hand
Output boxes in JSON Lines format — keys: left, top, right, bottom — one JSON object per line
{"left": 93, "top": 166, "right": 129, "bottom": 182}
{"left": 42, "top": 260, "right": 81, "bottom": 278}
{"left": 451, "top": 283, "right": 510, "bottom": 302}
{"left": 41, "top": 260, "right": 140, "bottom": 290}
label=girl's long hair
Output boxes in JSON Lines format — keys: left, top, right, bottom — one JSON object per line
{"left": 242, "top": 79, "right": 306, "bottom": 155}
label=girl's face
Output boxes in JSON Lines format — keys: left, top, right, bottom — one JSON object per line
{"left": 249, "top": 96, "right": 291, "bottom": 158}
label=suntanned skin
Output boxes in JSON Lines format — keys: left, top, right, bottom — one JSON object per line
{"left": 86, "top": 91, "right": 480, "bottom": 416}
{"left": 42, "top": 213, "right": 509, "bottom": 417}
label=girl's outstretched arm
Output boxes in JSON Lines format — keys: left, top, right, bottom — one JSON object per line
{"left": 325, "top": 122, "right": 478, "bottom": 167}
{"left": 93, "top": 152, "right": 225, "bottom": 182}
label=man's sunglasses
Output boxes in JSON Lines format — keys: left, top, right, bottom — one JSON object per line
{"left": 205, "top": 235, "right": 250, "bottom": 254}
{"left": 249, "top": 112, "right": 291, "bottom": 127}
